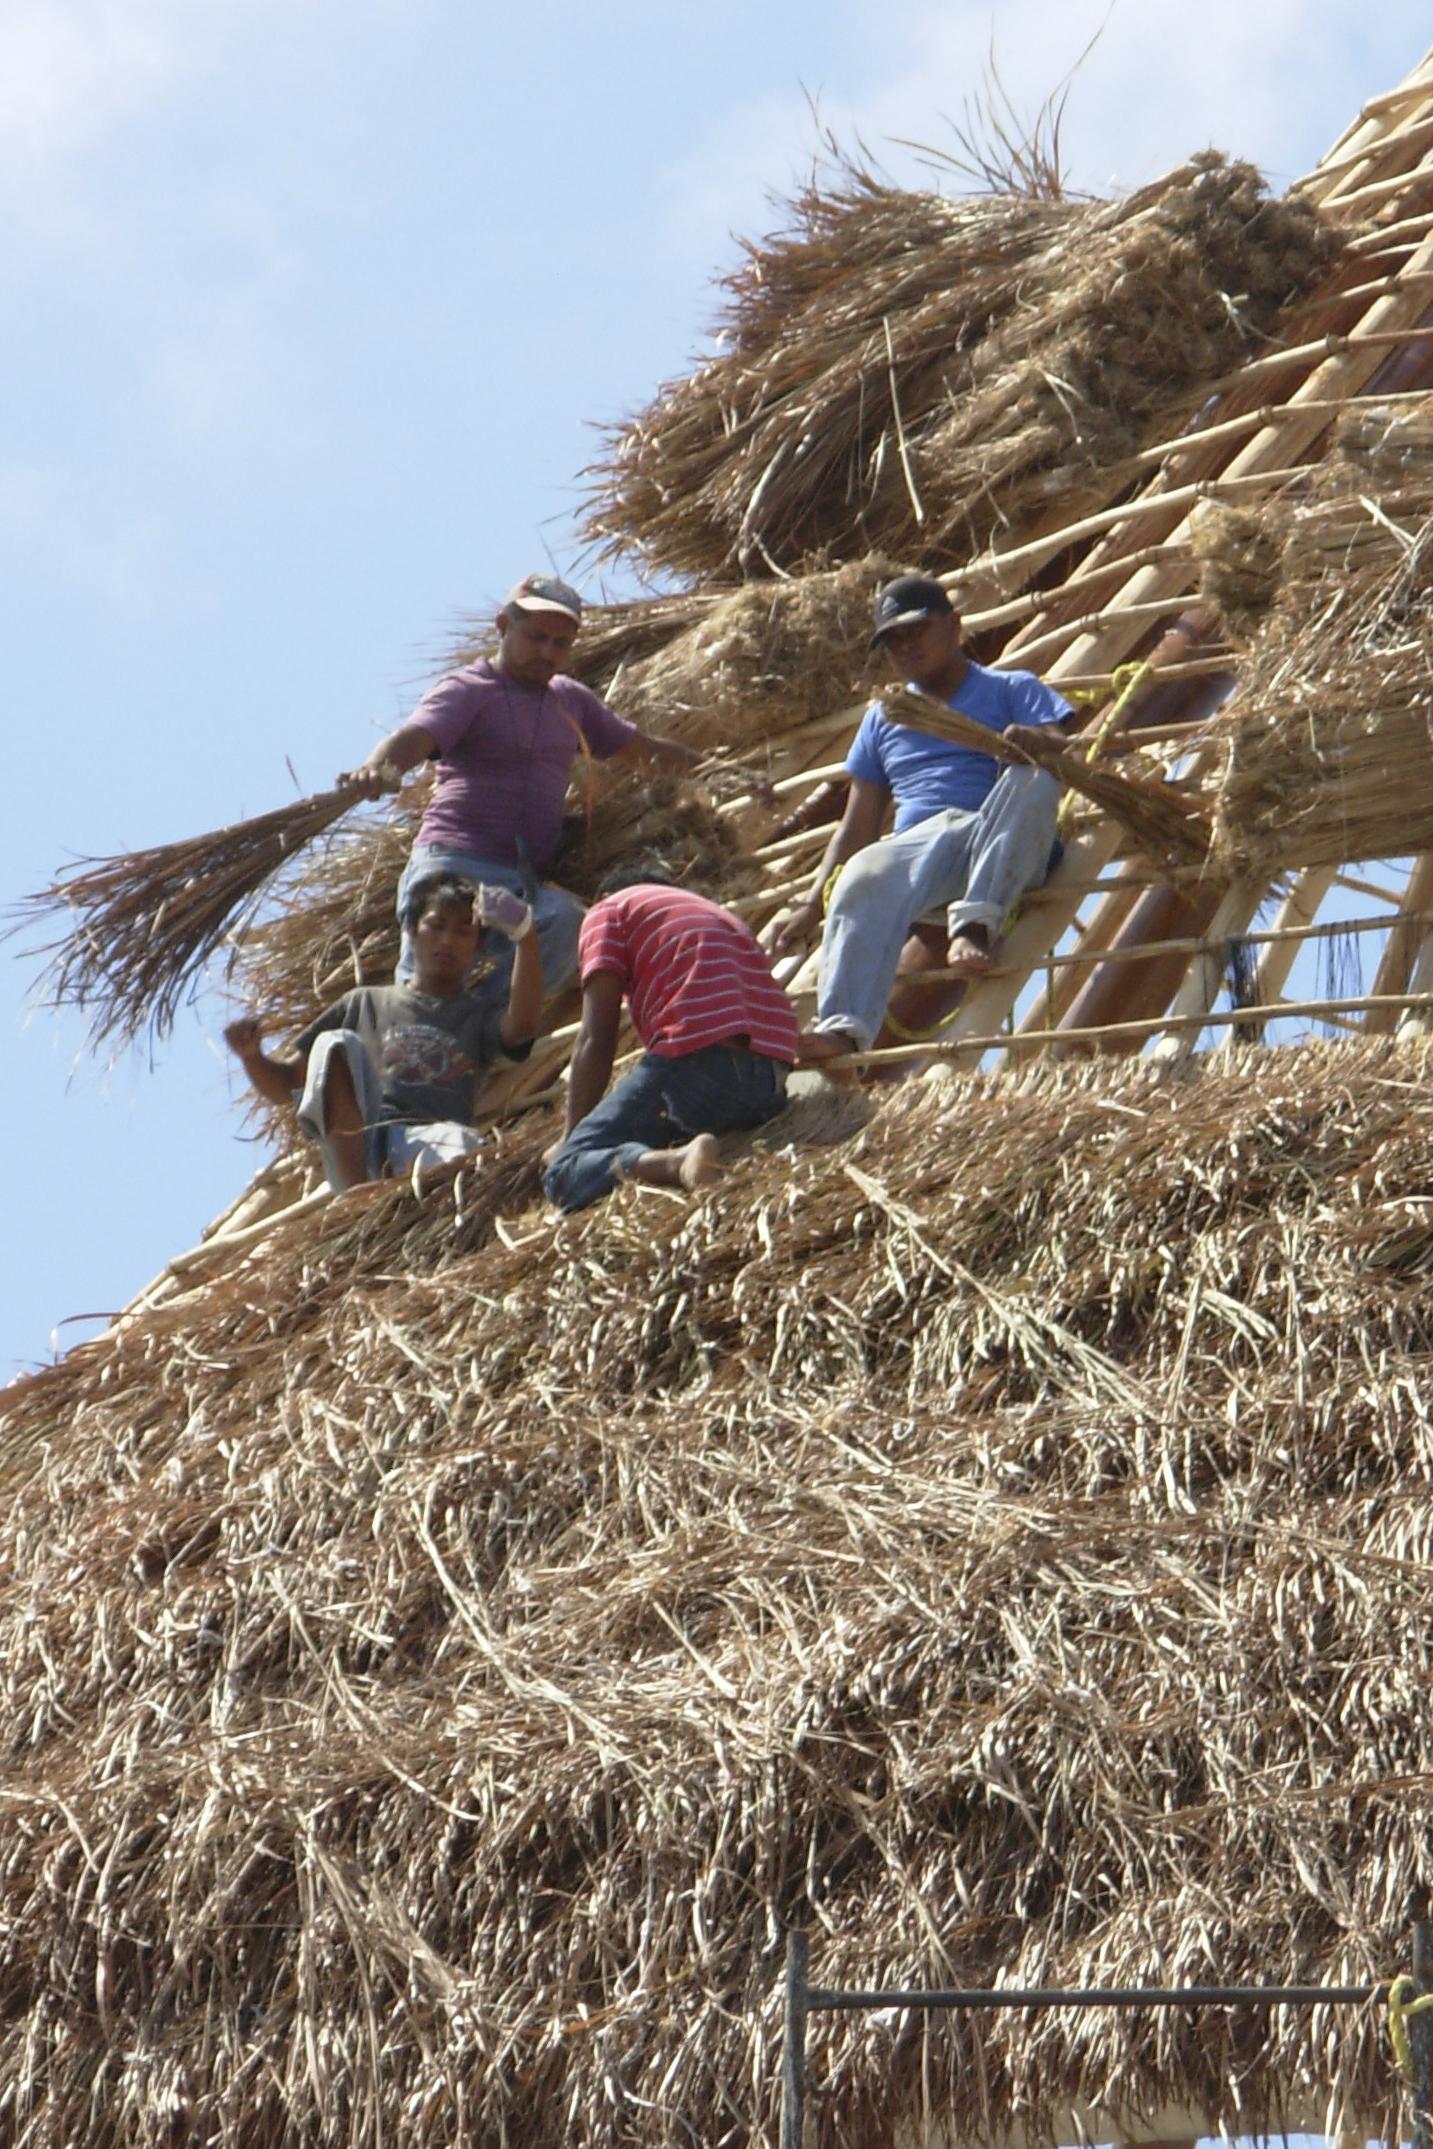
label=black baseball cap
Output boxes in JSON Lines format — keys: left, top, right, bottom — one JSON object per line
{"left": 869, "top": 573, "right": 954, "bottom": 649}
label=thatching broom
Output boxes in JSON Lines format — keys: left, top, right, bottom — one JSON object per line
{"left": 881, "top": 688, "right": 1214, "bottom": 865}
{"left": 10, "top": 784, "right": 373, "bottom": 1053}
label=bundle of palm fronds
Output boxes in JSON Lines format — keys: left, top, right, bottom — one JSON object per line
{"left": 1207, "top": 399, "right": 1433, "bottom": 869}
{"left": 10, "top": 785, "right": 371, "bottom": 1052}
{"left": 5, "top": 1039, "right": 1433, "bottom": 2148}
{"left": 550, "top": 769, "right": 758, "bottom": 904}
{"left": 231, "top": 785, "right": 425, "bottom": 1050}
{"left": 882, "top": 686, "right": 1215, "bottom": 864}
{"left": 601, "top": 556, "right": 892, "bottom": 747}
{"left": 584, "top": 150, "right": 1341, "bottom": 581}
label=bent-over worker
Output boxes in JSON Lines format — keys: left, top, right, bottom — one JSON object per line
{"left": 225, "top": 873, "right": 542, "bottom": 1192}
{"left": 544, "top": 869, "right": 797, "bottom": 1212}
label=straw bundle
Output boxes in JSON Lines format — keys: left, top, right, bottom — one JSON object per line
{"left": 1191, "top": 501, "right": 1288, "bottom": 636}
{"left": 2, "top": 1039, "right": 1432, "bottom": 2147}
{"left": 551, "top": 770, "right": 759, "bottom": 904}
{"left": 882, "top": 686, "right": 1215, "bottom": 865}
{"left": 604, "top": 556, "right": 893, "bottom": 748}
{"left": 585, "top": 152, "right": 1341, "bottom": 580}
{"left": 232, "top": 784, "right": 426, "bottom": 1049}
{"left": 9, "top": 786, "right": 364, "bottom": 1052}
{"left": 1209, "top": 400, "right": 1433, "bottom": 870}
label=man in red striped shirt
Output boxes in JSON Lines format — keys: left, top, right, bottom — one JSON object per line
{"left": 543, "top": 867, "right": 798, "bottom": 1212}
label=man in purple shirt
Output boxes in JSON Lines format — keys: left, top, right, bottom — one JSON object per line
{"left": 775, "top": 574, "right": 1070, "bottom": 1060}
{"left": 339, "top": 572, "right": 696, "bottom": 1000}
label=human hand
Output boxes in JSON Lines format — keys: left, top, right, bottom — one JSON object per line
{"left": 334, "top": 766, "right": 385, "bottom": 800}
{"left": 477, "top": 884, "right": 534, "bottom": 940}
{"left": 773, "top": 896, "right": 822, "bottom": 954}
{"left": 224, "top": 1016, "right": 263, "bottom": 1058}
{"left": 1003, "top": 722, "right": 1066, "bottom": 759}
{"left": 335, "top": 760, "right": 402, "bottom": 799}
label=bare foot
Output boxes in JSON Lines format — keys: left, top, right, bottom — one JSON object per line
{"left": 678, "top": 1132, "right": 724, "bottom": 1191}
{"left": 946, "top": 930, "right": 995, "bottom": 979}
{"left": 796, "top": 1027, "right": 859, "bottom": 1066}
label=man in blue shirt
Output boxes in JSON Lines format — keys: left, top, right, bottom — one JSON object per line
{"left": 776, "top": 574, "right": 1070, "bottom": 1059}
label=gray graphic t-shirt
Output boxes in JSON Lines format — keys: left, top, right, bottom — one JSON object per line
{"left": 295, "top": 985, "right": 523, "bottom": 1125}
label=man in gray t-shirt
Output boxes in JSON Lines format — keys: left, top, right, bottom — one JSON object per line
{"left": 336, "top": 572, "right": 699, "bottom": 999}
{"left": 225, "top": 874, "right": 542, "bottom": 1192}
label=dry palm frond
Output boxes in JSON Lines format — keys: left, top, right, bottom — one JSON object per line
{"left": 882, "top": 687, "right": 1214, "bottom": 865}
{"left": 9, "top": 786, "right": 366, "bottom": 1052}
{"left": 232, "top": 785, "right": 426, "bottom": 1047}
{"left": 585, "top": 151, "right": 1341, "bottom": 580}
{"left": 550, "top": 770, "right": 757, "bottom": 904}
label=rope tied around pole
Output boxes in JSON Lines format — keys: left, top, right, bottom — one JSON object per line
{"left": 1387, "top": 1972, "right": 1433, "bottom": 2084}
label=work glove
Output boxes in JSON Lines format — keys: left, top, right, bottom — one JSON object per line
{"left": 476, "top": 884, "right": 534, "bottom": 941}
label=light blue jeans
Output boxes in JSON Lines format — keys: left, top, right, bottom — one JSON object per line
{"left": 297, "top": 1030, "right": 484, "bottom": 1192}
{"left": 395, "top": 844, "right": 584, "bottom": 1004}
{"left": 544, "top": 1044, "right": 789, "bottom": 1212}
{"left": 814, "top": 765, "right": 1062, "bottom": 1050}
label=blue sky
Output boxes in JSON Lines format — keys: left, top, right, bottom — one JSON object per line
{"left": 4, "top": 0, "right": 1431, "bottom": 1378}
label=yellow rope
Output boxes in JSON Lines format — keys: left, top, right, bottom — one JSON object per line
{"left": 882, "top": 1000, "right": 968, "bottom": 1043}
{"left": 1387, "top": 1973, "right": 1433, "bottom": 2084}
{"left": 1056, "top": 660, "right": 1153, "bottom": 833}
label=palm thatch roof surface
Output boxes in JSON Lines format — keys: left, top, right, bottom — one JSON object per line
{"left": 14, "top": 44, "right": 1433, "bottom": 2149}
{"left": 4, "top": 1039, "right": 1433, "bottom": 2149}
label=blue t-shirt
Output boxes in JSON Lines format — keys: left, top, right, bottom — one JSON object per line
{"left": 846, "top": 661, "right": 1070, "bottom": 828}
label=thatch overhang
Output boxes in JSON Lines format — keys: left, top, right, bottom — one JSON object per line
{"left": 6, "top": 1039, "right": 1433, "bottom": 2146}
{"left": 15, "top": 42, "right": 1433, "bottom": 2149}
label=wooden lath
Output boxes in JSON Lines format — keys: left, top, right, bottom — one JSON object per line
{"left": 929, "top": 42, "right": 1433, "bottom": 1069}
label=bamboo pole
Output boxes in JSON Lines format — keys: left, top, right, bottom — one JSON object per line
{"left": 850, "top": 990, "right": 1433, "bottom": 1073}
{"left": 1213, "top": 867, "right": 1336, "bottom": 1056}
{"left": 1366, "top": 856, "right": 1433, "bottom": 1035}
{"left": 1149, "top": 882, "right": 1263, "bottom": 1063}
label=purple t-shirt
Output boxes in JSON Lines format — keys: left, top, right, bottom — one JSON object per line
{"left": 847, "top": 661, "right": 1070, "bottom": 828}
{"left": 402, "top": 659, "right": 637, "bottom": 871}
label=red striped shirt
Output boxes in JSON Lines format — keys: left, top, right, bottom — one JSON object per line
{"left": 579, "top": 886, "right": 798, "bottom": 1062}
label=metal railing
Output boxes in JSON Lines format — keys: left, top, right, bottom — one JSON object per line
{"left": 779, "top": 1924, "right": 1433, "bottom": 2149}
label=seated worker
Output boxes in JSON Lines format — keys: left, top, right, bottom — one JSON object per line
{"left": 335, "top": 572, "right": 697, "bottom": 1001}
{"left": 544, "top": 867, "right": 798, "bottom": 1214}
{"left": 775, "top": 574, "right": 1071, "bottom": 1061}
{"left": 224, "top": 874, "right": 541, "bottom": 1192}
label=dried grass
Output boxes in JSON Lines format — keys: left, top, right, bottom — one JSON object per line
{"left": 605, "top": 557, "right": 894, "bottom": 748}
{"left": 8, "top": 788, "right": 364, "bottom": 1052}
{"left": 232, "top": 785, "right": 427, "bottom": 1047}
{"left": 585, "top": 152, "right": 1342, "bottom": 581}
{"left": 3, "top": 1041, "right": 1433, "bottom": 2146}
{"left": 1209, "top": 400, "right": 1433, "bottom": 871}
{"left": 551, "top": 771, "right": 759, "bottom": 906}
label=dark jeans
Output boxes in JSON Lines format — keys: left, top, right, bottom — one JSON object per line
{"left": 544, "top": 1044, "right": 789, "bottom": 1212}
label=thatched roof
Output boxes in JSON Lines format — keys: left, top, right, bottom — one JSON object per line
{"left": 3, "top": 1039, "right": 1433, "bottom": 2146}
{"left": 14, "top": 44, "right": 1433, "bottom": 2149}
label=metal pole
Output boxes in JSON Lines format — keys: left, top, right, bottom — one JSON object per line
{"left": 1412, "top": 1922, "right": 1433, "bottom": 2149}
{"left": 780, "top": 1928, "right": 810, "bottom": 2149}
